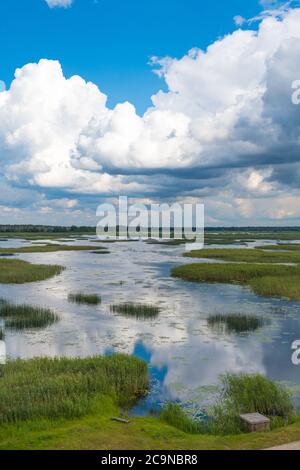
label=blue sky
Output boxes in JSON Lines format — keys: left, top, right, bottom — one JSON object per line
{"left": 1, "top": 0, "right": 300, "bottom": 226}
{"left": 1, "top": 0, "right": 262, "bottom": 114}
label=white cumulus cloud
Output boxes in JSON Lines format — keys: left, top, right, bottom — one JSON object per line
{"left": 45, "top": 0, "right": 73, "bottom": 8}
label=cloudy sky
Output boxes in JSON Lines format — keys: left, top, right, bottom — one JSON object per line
{"left": 1, "top": 0, "right": 300, "bottom": 226}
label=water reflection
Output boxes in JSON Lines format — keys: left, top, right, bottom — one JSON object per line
{"left": 0, "top": 238, "right": 300, "bottom": 411}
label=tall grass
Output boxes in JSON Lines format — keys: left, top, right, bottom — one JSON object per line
{"left": 0, "top": 355, "right": 149, "bottom": 424}
{"left": 208, "top": 313, "right": 266, "bottom": 334}
{"left": 0, "top": 300, "right": 59, "bottom": 331}
{"left": 0, "top": 259, "right": 64, "bottom": 284}
{"left": 68, "top": 292, "right": 101, "bottom": 305}
{"left": 110, "top": 303, "right": 160, "bottom": 319}
{"left": 161, "top": 374, "right": 293, "bottom": 436}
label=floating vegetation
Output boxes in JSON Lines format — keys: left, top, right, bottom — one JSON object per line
{"left": 90, "top": 250, "right": 111, "bottom": 255}
{"left": 0, "top": 259, "right": 64, "bottom": 284}
{"left": 0, "top": 253, "right": 14, "bottom": 257}
{"left": 207, "top": 313, "right": 266, "bottom": 334}
{"left": 0, "top": 354, "right": 149, "bottom": 424}
{"left": 0, "top": 300, "right": 59, "bottom": 331}
{"left": 110, "top": 303, "right": 160, "bottom": 320}
{"left": 68, "top": 292, "right": 101, "bottom": 305}
{"left": 0, "top": 328, "right": 4, "bottom": 340}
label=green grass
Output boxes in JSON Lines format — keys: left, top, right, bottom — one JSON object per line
{"left": 185, "top": 248, "right": 300, "bottom": 263}
{"left": 0, "top": 244, "right": 101, "bottom": 254}
{"left": 68, "top": 293, "right": 101, "bottom": 305}
{"left": 0, "top": 300, "right": 59, "bottom": 331}
{"left": 110, "top": 303, "right": 160, "bottom": 319}
{"left": 172, "top": 263, "right": 300, "bottom": 300}
{"left": 0, "top": 259, "right": 64, "bottom": 284}
{"left": 207, "top": 313, "right": 266, "bottom": 334}
{"left": 91, "top": 250, "right": 111, "bottom": 255}
{"left": 161, "top": 374, "right": 293, "bottom": 436}
{"left": 0, "top": 355, "right": 148, "bottom": 425}
{"left": 256, "top": 244, "right": 300, "bottom": 251}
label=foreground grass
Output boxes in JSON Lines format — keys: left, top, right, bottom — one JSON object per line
{"left": 1, "top": 409, "right": 300, "bottom": 450}
{"left": 68, "top": 293, "right": 101, "bottom": 305}
{"left": 185, "top": 248, "right": 300, "bottom": 263}
{"left": 0, "top": 259, "right": 64, "bottom": 284}
{"left": 0, "top": 355, "right": 148, "bottom": 424}
{"left": 110, "top": 303, "right": 160, "bottom": 319}
{"left": 172, "top": 263, "right": 300, "bottom": 300}
{"left": 0, "top": 300, "right": 59, "bottom": 331}
{"left": 0, "top": 244, "right": 102, "bottom": 254}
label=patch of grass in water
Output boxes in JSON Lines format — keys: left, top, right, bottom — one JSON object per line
{"left": 110, "top": 303, "right": 160, "bottom": 319}
{"left": 68, "top": 293, "right": 101, "bottom": 305}
{"left": 0, "top": 300, "right": 59, "bottom": 331}
{"left": 0, "top": 259, "right": 64, "bottom": 284}
{"left": 172, "top": 263, "right": 300, "bottom": 300}
{"left": 208, "top": 313, "right": 266, "bottom": 334}
{"left": 0, "top": 354, "right": 148, "bottom": 424}
{"left": 185, "top": 248, "right": 300, "bottom": 263}
{"left": 0, "top": 328, "right": 4, "bottom": 340}
{"left": 90, "top": 251, "right": 111, "bottom": 255}
{"left": 256, "top": 244, "right": 300, "bottom": 251}
{"left": 0, "top": 253, "right": 14, "bottom": 257}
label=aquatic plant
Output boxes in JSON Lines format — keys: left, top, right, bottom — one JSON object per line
{"left": 207, "top": 313, "right": 266, "bottom": 334}
{"left": 110, "top": 303, "right": 160, "bottom": 319}
{"left": 0, "top": 302, "right": 59, "bottom": 331}
{"left": 0, "top": 259, "right": 64, "bottom": 284}
{"left": 68, "top": 292, "right": 101, "bottom": 305}
{"left": 0, "top": 328, "right": 4, "bottom": 340}
{"left": 0, "top": 354, "right": 148, "bottom": 424}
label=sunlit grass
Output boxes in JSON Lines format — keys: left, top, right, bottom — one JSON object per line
{"left": 0, "top": 259, "right": 64, "bottom": 284}
{"left": 110, "top": 303, "right": 160, "bottom": 319}
{"left": 0, "top": 355, "right": 149, "bottom": 424}
{"left": 68, "top": 293, "right": 101, "bottom": 305}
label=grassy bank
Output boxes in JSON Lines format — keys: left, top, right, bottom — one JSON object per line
{"left": 185, "top": 248, "right": 300, "bottom": 263}
{"left": 0, "top": 259, "right": 64, "bottom": 284}
{"left": 0, "top": 244, "right": 103, "bottom": 254}
{"left": 172, "top": 263, "right": 300, "bottom": 300}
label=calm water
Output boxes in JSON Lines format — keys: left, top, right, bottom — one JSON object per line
{"left": 1, "top": 237, "right": 300, "bottom": 414}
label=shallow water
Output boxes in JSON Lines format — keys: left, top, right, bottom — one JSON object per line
{"left": 1, "top": 237, "right": 300, "bottom": 414}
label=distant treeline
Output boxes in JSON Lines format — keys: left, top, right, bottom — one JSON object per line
{"left": 1, "top": 225, "right": 300, "bottom": 234}
{"left": 0, "top": 225, "right": 96, "bottom": 233}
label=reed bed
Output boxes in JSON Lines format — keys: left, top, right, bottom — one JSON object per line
{"left": 110, "top": 303, "right": 160, "bottom": 319}
{"left": 0, "top": 300, "right": 59, "bottom": 331}
{"left": 68, "top": 292, "right": 101, "bottom": 305}
{"left": 0, "top": 259, "right": 64, "bottom": 284}
{"left": 207, "top": 313, "right": 266, "bottom": 334}
{"left": 0, "top": 354, "right": 149, "bottom": 424}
